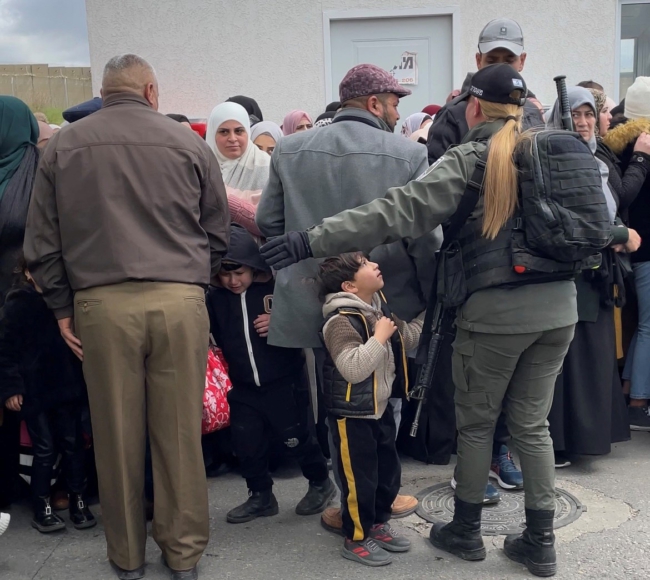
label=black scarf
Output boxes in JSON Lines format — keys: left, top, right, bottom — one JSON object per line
{"left": 0, "top": 144, "right": 39, "bottom": 303}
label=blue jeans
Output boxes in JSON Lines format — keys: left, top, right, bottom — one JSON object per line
{"left": 623, "top": 261, "right": 650, "bottom": 400}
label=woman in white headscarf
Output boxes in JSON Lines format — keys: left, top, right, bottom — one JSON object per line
{"left": 545, "top": 86, "right": 639, "bottom": 465}
{"left": 250, "top": 121, "right": 283, "bottom": 156}
{"left": 207, "top": 102, "right": 272, "bottom": 236}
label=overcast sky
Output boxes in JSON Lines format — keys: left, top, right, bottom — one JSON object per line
{"left": 0, "top": 0, "right": 90, "bottom": 66}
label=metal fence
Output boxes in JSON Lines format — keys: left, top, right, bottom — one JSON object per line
{"left": 0, "top": 64, "right": 93, "bottom": 110}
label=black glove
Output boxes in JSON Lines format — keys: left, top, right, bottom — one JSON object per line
{"left": 260, "top": 231, "right": 313, "bottom": 269}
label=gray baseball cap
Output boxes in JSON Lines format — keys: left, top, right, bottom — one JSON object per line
{"left": 478, "top": 18, "right": 524, "bottom": 56}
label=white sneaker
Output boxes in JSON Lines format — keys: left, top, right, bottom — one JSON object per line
{"left": 0, "top": 512, "right": 10, "bottom": 536}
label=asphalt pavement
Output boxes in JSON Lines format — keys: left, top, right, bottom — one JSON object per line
{"left": 1, "top": 432, "right": 649, "bottom": 580}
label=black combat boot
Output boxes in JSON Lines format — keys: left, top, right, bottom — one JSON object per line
{"left": 295, "top": 478, "right": 336, "bottom": 515}
{"left": 69, "top": 493, "right": 97, "bottom": 530}
{"left": 429, "top": 497, "right": 486, "bottom": 561}
{"left": 504, "top": 509, "right": 556, "bottom": 577}
{"left": 32, "top": 496, "right": 66, "bottom": 533}
{"left": 226, "top": 489, "right": 279, "bottom": 523}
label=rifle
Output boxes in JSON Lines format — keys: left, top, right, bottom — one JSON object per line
{"left": 408, "top": 266, "right": 445, "bottom": 437}
{"left": 553, "top": 75, "right": 574, "bottom": 131}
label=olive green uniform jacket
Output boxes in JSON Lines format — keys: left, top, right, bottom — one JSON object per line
{"left": 307, "top": 120, "right": 579, "bottom": 335}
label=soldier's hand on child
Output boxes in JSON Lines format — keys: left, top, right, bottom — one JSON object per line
{"left": 254, "top": 313, "right": 271, "bottom": 337}
{"left": 5, "top": 394, "right": 23, "bottom": 412}
{"left": 374, "top": 316, "right": 397, "bottom": 344}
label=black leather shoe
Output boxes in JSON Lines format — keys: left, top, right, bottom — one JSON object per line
{"left": 69, "top": 493, "right": 97, "bottom": 529}
{"left": 295, "top": 478, "right": 336, "bottom": 515}
{"left": 162, "top": 557, "right": 198, "bottom": 579}
{"left": 429, "top": 497, "right": 486, "bottom": 561}
{"left": 170, "top": 566, "right": 197, "bottom": 580}
{"left": 109, "top": 560, "right": 145, "bottom": 579}
{"left": 227, "top": 490, "right": 278, "bottom": 523}
{"left": 32, "top": 496, "right": 66, "bottom": 533}
{"left": 504, "top": 508, "right": 557, "bottom": 577}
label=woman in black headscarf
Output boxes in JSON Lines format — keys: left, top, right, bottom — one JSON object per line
{"left": 0, "top": 96, "right": 39, "bottom": 305}
{"left": 226, "top": 95, "right": 264, "bottom": 125}
{"left": 0, "top": 96, "right": 39, "bottom": 509}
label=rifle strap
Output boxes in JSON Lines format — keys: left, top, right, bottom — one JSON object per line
{"left": 416, "top": 149, "right": 489, "bottom": 364}
{"left": 441, "top": 149, "right": 488, "bottom": 249}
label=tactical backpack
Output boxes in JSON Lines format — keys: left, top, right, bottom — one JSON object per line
{"left": 516, "top": 130, "right": 610, "bottom": 264}
{"left": 438, "top": 130, "right": 611, "bottom": 307}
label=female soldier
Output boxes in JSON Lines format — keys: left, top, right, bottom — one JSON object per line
{"left": 261, "top": 64, "right": 617, "bottom": 578}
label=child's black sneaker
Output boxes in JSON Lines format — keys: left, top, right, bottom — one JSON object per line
{"left": 369, "top": 522, "right": 411, "bottom": 552}
{"left": 295, "top": 478, "right": 336, "bottom": 515}
{"left": 226, "top": 490, "right": 278, "bottom": 523}
{"left": 341, "top": 537, "right": 392, "bottom": 567}
{"left": 69, "top": 494, "right": 97, "bottom": 530}
{"left": 32, "top": 497, "right": 66, "bottom": 533}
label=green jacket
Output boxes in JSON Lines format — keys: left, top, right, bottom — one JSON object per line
{"left": 308, "top": 120, "right": 579, "bottom": 335}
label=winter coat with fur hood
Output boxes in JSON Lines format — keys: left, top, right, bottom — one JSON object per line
{"left": 603, "top": 118, "right": 650, "bottom": 262}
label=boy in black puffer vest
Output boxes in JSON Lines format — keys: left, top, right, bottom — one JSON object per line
{"left": 318, "top": 252, "right": 424, "bottom": 567}
{"left": 0, "top": 257, "right": 95, "bottom": 533}
{"left": 207, "top": 225, "right": 334, "bottom": 523}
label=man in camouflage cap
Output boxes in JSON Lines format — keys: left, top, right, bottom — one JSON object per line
{"left": 256, "top": 62, "right": 441, "bottom": 545}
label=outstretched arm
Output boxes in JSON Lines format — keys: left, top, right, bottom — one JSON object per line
{"left": 307, "top": 149, "right": 469, "bottom": 258}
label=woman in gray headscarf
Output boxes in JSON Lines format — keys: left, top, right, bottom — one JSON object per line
{"left": 400, "top": 112, "right": 432, "bottom": 138}
{"left": 546, "top": 87, "right": 639, "bottom": 464}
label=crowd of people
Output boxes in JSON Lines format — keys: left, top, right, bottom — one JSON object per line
{"left": 0, "top": 15, "right": 649, "bottom": 580}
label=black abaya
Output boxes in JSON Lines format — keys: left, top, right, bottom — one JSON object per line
{"left": 549, "top": 304, "right": 630, "bottom": 455}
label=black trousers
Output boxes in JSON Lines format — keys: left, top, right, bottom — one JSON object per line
{"left": 25, "top": 403, "right": 87, "bottom": 501}
{"left": 0, "top": 410, "right": 21, "bottom": 507}
{"left": 228, "top": 373, "right": 328, "bottom": 492}
{"left": 330, "top": 407, "right": 401, "bottom": 542}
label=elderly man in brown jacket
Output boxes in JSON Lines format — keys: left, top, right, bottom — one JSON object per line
{"left": 24, "top": 54, "right": 230, "bottom": 580}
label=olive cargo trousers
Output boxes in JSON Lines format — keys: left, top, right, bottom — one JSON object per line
{"left": 74, "top": 282, "right": 210, "bottom": 572}
{"left": 452, "top": 325, "right": 575, "bottom": 510}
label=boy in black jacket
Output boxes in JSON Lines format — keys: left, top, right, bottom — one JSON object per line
{"left": 208, "top": 225, "right": 334, "bottom": 523}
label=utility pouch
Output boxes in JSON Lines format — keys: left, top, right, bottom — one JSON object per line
{"left": 438, "top": 240, "right": 468, "bottom": 308}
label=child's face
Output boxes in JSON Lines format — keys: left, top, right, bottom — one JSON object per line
{"left": 345, "top": 258, "right": 384, "bottom": 294}
{"left": 218, "top": 265, "right": 255, "bottom": 294}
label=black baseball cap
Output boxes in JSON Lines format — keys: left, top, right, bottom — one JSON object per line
{"left": 468, "top": 64, "right": 527, "bottom": 106}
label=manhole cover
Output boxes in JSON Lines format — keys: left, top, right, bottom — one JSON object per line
{"left": 416, "top": 483, "right": 584, "bottom": 536}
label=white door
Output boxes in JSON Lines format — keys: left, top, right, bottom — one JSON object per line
{"left": 329, "top": 15, "right": 453, "bottom": 132}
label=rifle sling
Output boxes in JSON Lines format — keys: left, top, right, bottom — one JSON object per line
{"left": 417, "top": 150, "right": 488, "bottom": 363}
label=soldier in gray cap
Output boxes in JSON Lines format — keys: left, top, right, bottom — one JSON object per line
{"left": 427, "top": 18, "right": 543, "bottom": 165}
{"left": 256, "top": 62, "right": 442, "bottom": 537}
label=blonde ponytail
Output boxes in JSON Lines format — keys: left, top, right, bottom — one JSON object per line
{"left": 477, "top": 99, "right": 524, "bottom": 240}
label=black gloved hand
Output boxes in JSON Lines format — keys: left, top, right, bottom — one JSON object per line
{"left": 260, "top": 231, "right": 313, "bottom": 269}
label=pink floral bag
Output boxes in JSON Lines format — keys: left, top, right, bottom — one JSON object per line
{"left": 202, "top": 339, "right": 233, "bottom": 435}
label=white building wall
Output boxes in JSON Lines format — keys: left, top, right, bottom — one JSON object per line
{"left": 85, "top": 0, "right": 618, "bottom": 123}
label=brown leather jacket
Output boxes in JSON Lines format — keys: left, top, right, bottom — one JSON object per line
{"left": 24, "top": 92, "right": 230, "bottom": 319}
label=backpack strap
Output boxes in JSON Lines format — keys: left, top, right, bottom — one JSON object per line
{"left": 442, "top": 149, "right": 489, "bottom": 248}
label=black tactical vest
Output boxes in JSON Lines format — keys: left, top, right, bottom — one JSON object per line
{"left": 439, "top": 140, "right": 604, "bottom": 308}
